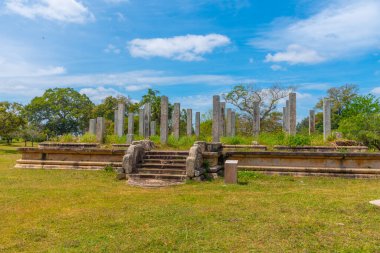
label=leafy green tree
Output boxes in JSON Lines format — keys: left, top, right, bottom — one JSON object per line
{"left": 93, "top": 95, "right": 131, "bottom": 120}
{"left": 0, "top": 102, "right": 25, "bottom": 143}
{"left": 341, "top": 94, "right": 380, "bottom": 118}
{"left": 140, "top": 89, "right": 173, "bottom": 124}
{"left": 315, "top": 84, "right": 358, "bottom": 129}
{"left": 25, "top": 88, "right": 94, "bottom": 136}
{"left": 338, "top": 94, "right": 380, "bottom": 149}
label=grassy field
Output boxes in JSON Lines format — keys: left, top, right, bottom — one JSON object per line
{"left": 1, "top": 143, "right": 380, "bottom": 252}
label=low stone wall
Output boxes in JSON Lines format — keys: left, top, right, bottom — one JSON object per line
{"left": 225, "top": 151, "right": 380, "bottom": 178}
{"left": 16, "top": 143, "right": 125, "bottom": 170}
{"left": 274, "top": 145, "right": 368, "bottom": 153}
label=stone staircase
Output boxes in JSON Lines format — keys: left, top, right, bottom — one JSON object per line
{"left": 128, "top": 150, "right": 189, "bottom": 186}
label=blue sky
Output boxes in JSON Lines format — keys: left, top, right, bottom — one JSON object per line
{"left": 0, "top": 0, "right": 380, "bottom": 121}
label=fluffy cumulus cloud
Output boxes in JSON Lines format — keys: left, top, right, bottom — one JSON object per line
{"left": 128, "top": 34, "right": 231, "bottom": 61}
{"left": 372, "top": 87, "right": 380, "bottom": 95}
{"left": 5, "top": 0, "right": 94, "bottom": 24}
{"left": 252, "top": 0, "right": 380, "bottom": 64}
{"left": 79, "top": 87, "right": 124, "bottom": 103}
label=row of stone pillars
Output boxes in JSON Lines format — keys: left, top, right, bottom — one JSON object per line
{"left": 282, "top": 93, "right": 332, "bottom": 141}
{"left": 212, "top": 95, "right": 237, "bottom": 142}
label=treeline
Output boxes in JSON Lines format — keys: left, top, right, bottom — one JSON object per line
{"left": 1, "top": 84, "right": 379, "bottom": 149}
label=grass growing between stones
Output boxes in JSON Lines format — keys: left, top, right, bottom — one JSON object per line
{"left": 1, "top": 143, "right": 380, "bottom": 252}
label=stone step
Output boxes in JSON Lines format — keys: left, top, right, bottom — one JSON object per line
{"left": 129, "top": 173, "right": 187, "bottom": 181}
{"left": 142, "top": 159, "right": 186, "bottom": 164}
{"left": 137, "top": 163, "right": 186, "bottom": 169}
{"left": 138, "top": 168, "right": 186, "bottom": 175}
{"left": 145, "top": 151, "right": 189, "bottom": 156}
{"left": 144, "top": 155, "right": 188, "bottom": 160}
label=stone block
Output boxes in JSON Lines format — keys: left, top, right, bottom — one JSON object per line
{"left": 224, "top": 160, "right": 238, "bottom": 184}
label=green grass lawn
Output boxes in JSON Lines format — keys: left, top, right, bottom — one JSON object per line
{"left": 1, "top": 143, "right": 380, "bottom": 252}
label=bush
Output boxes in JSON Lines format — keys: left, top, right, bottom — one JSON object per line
{"left": 79, "top": 133, "right": 97, "bottom": 143}
{"left": 59, "top": 134, "right": 77, "bottom": 143}
{"left": 104, "top": 135, "right": 126, "bottom": 144}
{"left": 283, "top": 135, "right": 311, "bottom": 147}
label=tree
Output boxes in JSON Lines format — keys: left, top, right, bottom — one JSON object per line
{"left": 338, "top": 94, "right": 380, "bottom": 150}
{"left": 224, "top": 84, "right": 293, "bottom": 133}
{"left": 25, "top": 88, "right": 94, "bottom": 136}
{"left": 0, "top": 102, "right": 25, "bottom": 143}
{"left": 140, "top": 89, "right": 173, "bottom": 124}
{"left": 341, "top": 94, "right": 380, "bottom": 118}
{"left": 93, "top": 95, "right": 131, "bottom": 121}
{"left": 315, "top": 84, "right": 358, "bottom": 129}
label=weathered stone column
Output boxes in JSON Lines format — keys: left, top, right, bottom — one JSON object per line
{"left": 143, "top": 103, "right": 151, "bottom": 138}
{"left": 114, "top": 110, "right": 118, "bottom": 135}
{"left": 172, "top": 103, "right": 180, "bottom": 139}
{"left": 285, "top": 100, "right": 290, "bottom": 132}
{"left": 253, "top": 102, "right": 260, "bottom": 136}
{"left": 309, "top": 110, "right": 315, "bottom": 135}
{"left": 226, "top": 108, "right": 232, "bottom": 136}
{"left": 231, "top": 111, "right": 236, "bottom": 136}
{"left": 150, "top": 121, "right": 156, "bottom": 136}
{"left": 96, "top": 117, "right": 105, "bottom": 143}
{"left": 219, "top": 102, "right": 226, "bottom": 137}
{"left": 323, "top": 98, "right": 331, "bottom": 141}
{"left": 212, "top": 95, "right": 220, "bottom": 142}
{"left": 127, "top": 112, "right": 134, "bottom": 144}
{"left": 289, "top": 93, "right": 297, "bottom": 135}
{"left": 282, "top": 107, "right": 287, "bottom": 132}
{"left": 195, "top": 112, "right": 200, "bottom": 138}
{"left": 89, "top": 119, "right": 96, "bottom": 135}
{"left": 117, "top": 103, "right": 125, "bottom": 137}
{"left": 138, "top": 109, "right": 144, "bottom": 137}
{"left": 187, "top": 109, "right": 192, "bottom": 136}
{"left": 160, "top": 96, "right": 169, "bottom": 144}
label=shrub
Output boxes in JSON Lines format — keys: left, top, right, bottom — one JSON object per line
{"left": 104, "top": 135, "right": 126, "bottom": 144}
{"left": 284, "top": 135, "right": 311, "bottom": 147}
{"left": 59, "top": 134, "right": 77, "bottom": 143}
{"left": 79, "top": 133, "right": 97, "bottom": 143}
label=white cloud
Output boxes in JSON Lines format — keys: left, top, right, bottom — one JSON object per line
{"left": 5, "top": 0, "right": 94, "bottom": 24}
{"left": 266, "top": 44, "right": 325, "bottom": 65}
{"left": 128, "top": 34, "right": 231, "bottom": 61}
{"left": 252, "top": 0, "right": 380, "bottom": 64}
{"left": 104, "top": 0, "right": 129, "bottom": 3}
{"left": 79, "top": 87, "right": 123, "bottom": 103}
{"left": 125, "top": 84, "right": 151, "bottom": 91}
{"left": 270, "top": 64, "right": 286, "bottom": 71}
{"left": 372, "top": 87, "right": 380, "bottom": 94}
{"left": 104, "top": 44, "right": 121, "bottom": 54}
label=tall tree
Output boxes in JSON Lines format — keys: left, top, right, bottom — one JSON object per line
{"left": 0, "top": 102, "right": 25, "bottom": 143}
{"left": 93, "top": 95, "right": 131, "bottom": 121}
{"left": 25, "top": 88, "right": 94, "bottom": 136}
{"left": 315, "top": 84, "right": 358, "bottom": 129}
{"left": 224, "top": 84, "right": 293, "bottom": 133}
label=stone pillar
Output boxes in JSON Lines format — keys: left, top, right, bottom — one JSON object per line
{"left": 212, "top": 95, "right": 220, "bottom": 142}
{"left": 282, "top": 107, "right": 287, "bottom": 132}
{"left": 96, "top": 117, "right": 105, "bottom": 143}
{"left": 89, "top": 119, "right": 96, "bottom": 135}
{"left": 173, "top": 103, "right": 180, "bottom": 140}
{"left": 117, "top": 103, "right": 125, "bottom": 137}
{"left": 288, "top": 93, "right": 296, "bottom": 135}
{"left": 231, "top": 111, "right": 236, "bottom": 136}
{"left": 138, "top": 109, "right": 144, "bottom": 137}
{"left": 150, "top": 121, "right": 156, "bottom": 136}
{"left": 219, "top": 102, "right": 226, "bottom": 137}
{"left": 226, "top": 109, "right": 232, "bottom": 137}
{"left": 114, "top": 110, "right": 118, "bottom": 135}
{"left": 323, "top": 99, "right": 331, "bottom": 141}
{"left": 143, "top": 103, "right": 151, "bottom": 138}
{"left": 160, "top": 96, "right": 169, "bottom": 144}
{"left": 309, "top": 110, "right": 315, "bottom": 135}
{"left": 224, "top": 160, "right": 238, "bottom": 184}
{"left": 195, "top": 112, "right": 200, "bottom": 138}
{"left": 253, "top": 102, "right": 260, "bottom": 136}
{"left": 285, "top": 100, "right": 290, "bottom": 132}
{"left": 187, "top": 109, "right": 192, "bottom": 136}
{"left": 127, "top": 112, "right": 134, "bottom": 144}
